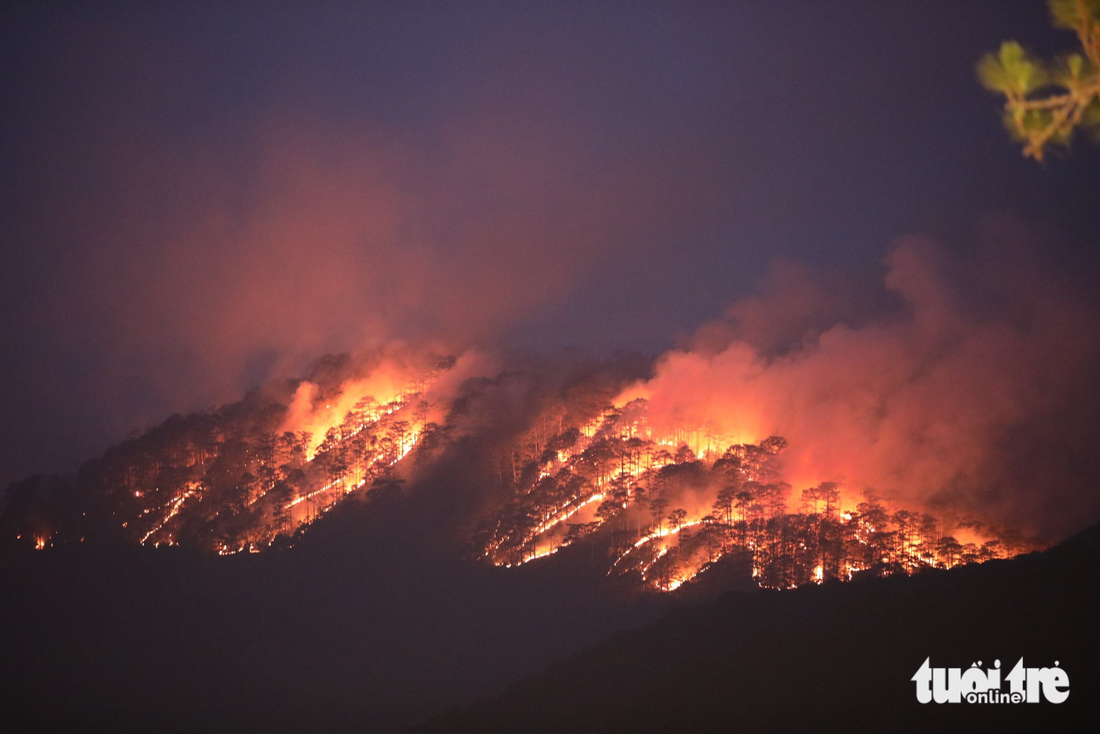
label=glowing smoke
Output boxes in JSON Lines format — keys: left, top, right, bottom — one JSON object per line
{"left": 618, "top": 230, "right": 1100, "bottom": 539}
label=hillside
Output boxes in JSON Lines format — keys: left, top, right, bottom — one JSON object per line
{"left": 0, "top": 449, "right": 688, "bottom": 734}
{"left": 409, "top": 525, "right": 1100, "bottom": 733}
{"left": 1, "top": 350, "right": 1092, "bottom": 733}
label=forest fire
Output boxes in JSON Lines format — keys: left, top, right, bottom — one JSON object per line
{"left": 478, "top": 397, "right": 1037, "bottom": 592}
{"left": 465, "top": 234, "right": 1100, "bottom": 593}
{"left": 0, "top": 350, "right": 468, "bottom": 556}
{"left": 0, "top": 319, "right": 1065, "bottom": 594}
{"left": 129, "top": 354, "right": 457, "bottom": 553}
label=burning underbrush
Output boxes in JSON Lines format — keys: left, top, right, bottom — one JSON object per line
{"left": 477, "top": 399, "right": 1039, "bottom": 591}
{"left": 0, "top": 348, "right": 474, "bottom": 555}
{"left": 465, "top": 235, "right": 1100, "bottom": 592}
{"left": 0, "top": 340, "right": 1062, "bottom": 594}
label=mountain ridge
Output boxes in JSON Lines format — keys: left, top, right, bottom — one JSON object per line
{"left": 408, "top": 523, "right": 1100, "bottom": 733}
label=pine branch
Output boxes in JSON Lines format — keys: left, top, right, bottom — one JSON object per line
{"left": 980, "top": 0, "right": 1100, "bottom": 161}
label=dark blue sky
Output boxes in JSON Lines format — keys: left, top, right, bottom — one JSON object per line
{"left": 1, "top": 1, "right": 1098, "bottom": 486}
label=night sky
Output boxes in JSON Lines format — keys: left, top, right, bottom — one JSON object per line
{"left": 2, "top": 0, "right": 1099, "bottom": 490}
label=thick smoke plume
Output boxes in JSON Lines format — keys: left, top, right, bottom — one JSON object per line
{"left": 619, "top": 228, "right": 1100, "bottom": 539}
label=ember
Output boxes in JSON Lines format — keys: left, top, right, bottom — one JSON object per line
{"left": 478, "top": 399, "right": 1036, "bottom": 591}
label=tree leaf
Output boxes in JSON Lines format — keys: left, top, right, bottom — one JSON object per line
{"left": 980, "top": 42, "right": 1049, "bottom": 95}
{"left": 1048, "top": 0, "right": 1100, "bottom": 31}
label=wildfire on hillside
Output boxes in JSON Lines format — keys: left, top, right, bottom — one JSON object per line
{"left": 145, "top": 360, "right": 445, "bottom": 554}
{"left": 0, "top": 347, "right": 1041, "bottom": 592}
{"left": 4, "top": 234, "right": 1091, "bottom": 592}
{"left": 0, "top": 350, "right": 474, "bottom": 556}
{"left": 477, "top": 398, "right": 1036, "bottom": 591}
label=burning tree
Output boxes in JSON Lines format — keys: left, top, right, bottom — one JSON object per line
{"left": 0, "top": 350, "right": 459, "bottom": 555}
{"left": 476, "top": 396, "right": 1038, "bottom": 592}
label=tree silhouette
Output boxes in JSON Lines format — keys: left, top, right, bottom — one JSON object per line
{"left": 649, "top": 495, "right": 670, "bottom": 534}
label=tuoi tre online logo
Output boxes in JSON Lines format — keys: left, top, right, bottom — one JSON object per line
{"left": 912, "top": 658, "right": 1069, "bottom": 704}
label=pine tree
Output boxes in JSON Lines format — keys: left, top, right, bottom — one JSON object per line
{"left": 978, "top": 0, "right": 1100, "bottom": 160}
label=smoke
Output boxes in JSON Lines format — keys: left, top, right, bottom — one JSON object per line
{"left": 1, "top": 3, "right": 746, "bottom": 488}
{"left": 40, "top": 117, "right": 665, "bottom": 402}
{"left": 280, "top": 346, "right": 497, "bottom": 458}
{"left": 618, "top": 223, "right": 1100, "bottom": 539}
{"left": 2, "top": 92, "right": 706, "bottom": 485}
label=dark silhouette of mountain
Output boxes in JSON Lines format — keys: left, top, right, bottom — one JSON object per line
{"left": 0, "top": 348, "right": 656, "bottom": 558}
{"left": 1, "top": 349, "right": 1094, "bottom": 733}
{"left": 0, "top": 428, "right": 712, "bottom": 734}
{"left": 408, "top": 524, "right": 1100, "bottom": 734}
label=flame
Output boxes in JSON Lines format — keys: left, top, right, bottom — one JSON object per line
{"left": 479, "top": 397, "right": 1037, "bottom": 591}
{"left": 141, "top": 484, "right": 199, "bottom": 545}
{"left": 282, "top": 357, "right": 424, "bottom": 460}
{"left": 110, "top": 352, "right": 469, "bottom": 554}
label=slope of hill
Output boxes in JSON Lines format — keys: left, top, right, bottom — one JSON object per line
{"left": 0, "top": 446, "right": 695, "bottom": 734}
{"left": 2, "top": 349, "right": 1094, "bottom": 733}
{"left": 409, "top": 524, "right": 1100, "bottom": 733}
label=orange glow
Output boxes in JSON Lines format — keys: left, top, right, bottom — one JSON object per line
{"left": 123, "top": 352, "right": 472, "bottom": 554}
{"left": 480, "top": 396, "right": 1037, "bottom": 592}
